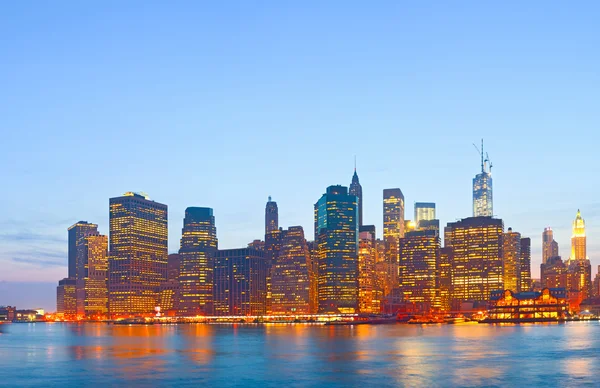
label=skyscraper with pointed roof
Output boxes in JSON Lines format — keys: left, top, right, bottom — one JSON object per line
{"left": 265, "top": 196, "right": 278, "bottom": 235}
{"left": 570, "top": 209, "right": 587, "bottom": 262}
{"left": 473, "top": 140, "right": 493, "bottom": 217}
{"left": 349, "top": 159, "right": 363, "bottom": 227}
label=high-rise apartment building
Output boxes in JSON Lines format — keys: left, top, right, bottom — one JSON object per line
{"left": 445, "top": 217, "right": 503, "bottom": 303}
{"left": 214, "top": 248, "right": 268, "bottom": 316}
{"left": 520, "top": 237, "right": 532, "bottom": 292}
{"left": 68, "top": 221, "right": 98, "bottom": 279}
{"left": 414, "top": 202, "right": 435, "bottom": 230}
{"left": 358, "top": 225, "right": 377, "bottom": 313}
{"left": 472, "top": 140, "right": 493, "bottom": 217}
{"left": 265, "top": 196, "right": 278, "bottom": 235}
{"left": 399, "top": 230, "right": 440, "bottom": 311}
{"left": 108, "top": 192, "right": 168, "bottom": 317}
{"left": 270, "top": 226, "right": 311, "bottom": 315}
{"left": 502, "top": 228, "right": 521, "bottom": 292}
{"left": 314, "top": 185, "right": 359, "bottom": 313}
{"left": 349, "top": 167, "right": 363, "bottom": 227}
{"left": 76, "top": 234, "right": 108, "bottom": 318}
{"left": 178, "top": 207, "right": 218, "bottom": 316}
{"left": 542, "top": 227, "right": 559, "bottom": 264}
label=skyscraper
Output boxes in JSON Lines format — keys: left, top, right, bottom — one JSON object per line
{"left": 414, "top": 202, "right": 435, "bottom": 230}
{"left": 68, "top": 221, "right": 98, "bottom": 279}
{"left": 382, "top": 188, "right": 404, "bottom": 292}
{"left": 570, "top": 210, "right": 587, "bottom": 262}
{"left": 270, "top": 226, "right": 311, "bottom": 315}
{"left": 502, "top": 228, "right": 521, "bottom": 292}
{"left": 76, "top": 234, "right": 108, "bottom": 318}
{"left": 472, "top": 140, "right": 493, "bottom": 217}
{"left": 399, "top": 229, "right": 441, "bottom": 311}
{"left": 445, "top": 216, "right": 504, "bottom": 304}
{"left": 542, "top": 227, "right": 559, "bottom": 264}
{"left": 314, "top": 185, "right": 359, "bottom": 313}
{"left": 306, "top": 241, "right": 319, "bottom": 314}
{"left": 439, "top": 247, "right": 453, "bottom": 312}
{"left": 108, "top": 192, "right": 168, "bottom": 317}
{"left": 520, "top": 237, "right": 532, "bottom": 292}
{"left": 159, "top": 253, "right": 181, "bottom": 315}
{"left": 358, "top": 225, "right": 377, "bottom": 313}
{"left": 265, "top": 196, "right": 278, "bottom": 235}
{"left": 567, "top": 210, "right": 591, "bottom": 308}
{"left": 178, "top": 207, "right": 218, "bottom": 316}
{"left": 56, "top": 278, "right": 77, "bottom": 320}
{"left": 214, "top": 248, "right": 268, "bottom": 316}
{"left": 349, "top": 165, "right": 363, "bottom": 227}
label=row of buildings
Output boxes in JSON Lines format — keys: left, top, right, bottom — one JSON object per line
{"left": 56, "top": 147, "right": 593, "bottom": 318}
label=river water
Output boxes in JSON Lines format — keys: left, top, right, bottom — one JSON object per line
{"left": 0, "top": 322, "right": 598, "bottom": 387}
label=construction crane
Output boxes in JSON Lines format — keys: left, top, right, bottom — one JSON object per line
{"left": 472, "top": 139, "right": 492, "bottom": 174}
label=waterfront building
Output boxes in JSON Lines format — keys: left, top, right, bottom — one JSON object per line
{"left": 414, "top": 202, "right": 435, "bottom": 230}
{"left": 76, "top": 234, "right": 108, "bottom": 318}
{"left": 445, "top": 217, "right": 503, "bottom": 304}
{"left": 358, "top": 225, "right": 377, "bottom": 313}
{"left": 472, "top": 140, "right": 493, "bottom": 217}
{"left": 439, "top": 247, "right": 453, "bottom": 312}
{"left": 399, "top": 230, "right": 440, "bottom": 311}
{"left": 68, "top": 221, "right": 99, "bottom": 279}
{"left": 487, "top": 288, "right": 569, "bottom": 322}
{"left": 593, "top": 266, "right": 600, "bottom": 297}
{"left": 178, "top": 207, "right": 218, "bottom": 316}
{"left": 542, "top": 227, "right": 559, "bottom": 264}
{"left": 265, "top": 196, "right": 278, "bottom": 235}
{"left": 108, "top": 192, "right": 168, "bottom": 317}
{"left": 383, "top": 188, "right": 404, "bottom": 292}
{"left": 159, "top": 253, "right": 181, "bottom": 316}
{"left": 214, "top": 248, "right": 269, "bottom": 316}
{"left": 0, "top": 306, "right": 16, "bottom": 322}
{"left": 56, "top": 278, "right": 77, "bottom": 320}
{"left": 270, "top": 226, "right": 311, "bottom": 315}
{"left": 520, "top": 237, "right": 532, "bottom": 291}
{"left": 315, "top": 185, "right": 359, "bottom": 313}
{"left": 502, "top": 228, "right": 521, "bottom": 292}
{"left": 349, "top": 166, "right": 363, "bottom": 226}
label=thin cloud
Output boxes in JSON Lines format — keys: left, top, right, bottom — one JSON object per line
{"left": 0, "top": 231, "right": 65, "bottom": 244}
{"left": 12, "top": 257, "right": 64, "bottom": 268}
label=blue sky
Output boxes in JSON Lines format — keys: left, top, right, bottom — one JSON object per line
{"left": 1, "top": 2, "right": 599, "bottom": 310}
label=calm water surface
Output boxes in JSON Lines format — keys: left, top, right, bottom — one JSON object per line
{"left": 1, "top": 322, "right": 599, "bottom": 387}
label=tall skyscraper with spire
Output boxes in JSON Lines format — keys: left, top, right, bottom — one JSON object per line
{"left": 570, "top": 210, "right": 587, "bottom": 262}
{"left": 567, "top": 209, "right": 591, "bottom": 308}
{"left": 542, "top": 227, "right": 559, "bottom": 264}
{"left": 265, "top": 196, "right": 278, "bottom": 235}
{"left": 473, "top": 139, "right": 493, "bottom": 217}
{"left": 349, "top": 158, "right": 363, "bottom": 227}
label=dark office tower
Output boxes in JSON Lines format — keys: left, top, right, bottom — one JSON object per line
{"left": 502, "top": 228, "right": 521, "bottom": 293}
{"left": 473, "top": 140, "right": 493, "bottom": 217}
{"left": 399, "top": 230, "right": 441, "bottom": 311}
{"left": 178, "top": 207, "right": 218, "bottom": 316}
{"left": 383, "top": 188, "right": 405, "bottom": 292}
{"left": 108, "top": 192, "right": 168, "bottom": 317}
{"left": 541, "top": 256, "right": 567, "bottom": 289}
{"left": 306, "top": 241, "right": 319, "bottom": 313}
{"left": 445, "top": 217, "right": 503, "bottom": 304}
{"left": 349, "top": 165, "right": 363, "bottom": 227}
{"left": 314, "top": 185, "right": 359, "bottom": 313}
{"left": 358, "top": 225, "right": 377, "bottom": 313}
{"left": 414, "top": 202, "right": 436, "bottom": 230}
{"left": 419, "top": 219, "right": 440, "bottom": 233}
{"left": 68, "top": 221, "right": 98, "bottom": 279}
{"left": 439, "top": 247, "right": 453, "bottom": 312}
{"left": 542, "top": 227, "right": 559, "bottom": 264}
{"left": 270, "top": 226, "right": 311, "bottom": 315}
{"left": 520, "top": 238, "right": 532, "bottom": 292}
{"left": 56, "top": 278, "right": 77, "bottom": 320}
{"left": 214, "top": 248, "right": 268, "bottom": 316}
{"left": 159, "top": 254, "right": 181, "bottom": 315}
{"left": 265, "top": 196, "right": 278, "bottom": 235}
{"left": 76, "top": 234, "right": 108, "bottom": 318}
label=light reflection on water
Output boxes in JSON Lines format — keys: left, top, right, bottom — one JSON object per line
{"left": 1, "top": 322, "right": 600, "bottom": 387}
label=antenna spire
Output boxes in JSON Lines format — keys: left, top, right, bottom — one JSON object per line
{"left": 481, "top": 139, "right": 484, "bottom": 173}
{"left": 354, "top": 155, "right": 357, "bottom": 172}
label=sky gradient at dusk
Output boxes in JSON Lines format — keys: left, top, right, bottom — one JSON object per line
{"left": 1, "top": 1, "right": 599, "bottom": 310}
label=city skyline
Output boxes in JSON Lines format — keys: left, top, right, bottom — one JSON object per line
{"left": 1, "top": 2, "right": 599, "bottom": 311}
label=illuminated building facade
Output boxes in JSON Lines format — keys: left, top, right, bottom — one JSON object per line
{"left": 265, "top": 196, "right": 278, "bottom": 235}
{"left": 542, "top": 227, "right": 559, "bottom": 264}
{"left": 159, "top": 254, "right": 181, "bottom": 315}
{"left": 566, "top": 210, "right": 591, "bottom": 310}
{"left": 68, "top": 221, "right": 99, "bottom": 279}
{"left": 502, "top": 228, "right": 521, "bottom": 292}
{"left": 56, "top": 278, "right": 77, "bottom": 319}
{"left": 76, "top": 234, "right": 108, "bottom": 318}
{"left": 487, "top": 288, "right": 569, "bottom": 322}
{"left": 270, "top": 226, "right": 311, "bottom": 315}
{"left": 439, "top": 247, "right": 453, "bottom": 312}
{"left": 108, "top": 192, "right": 168, "bottom": 317}
{"left": 472, "top": 141, "right": 493, "bottom": 217}
{"left": 570, "top": 210, "right": 587, "bottom": 261}
{"left": 306, "top": 241, "right": 319, "bottom": 313}
{"left": 399, "top": 230, "right": 440, "bottom": 311}
{"left": 349, "top": 167, "right": 363, "bottom": 226}
{"left": 404, "top": 220, "right": 416, "bottom": 233}
{"left": 445, "top": 217, "right": 503, "bottom": 304}
{"left": 419, "top": 219, "right": 440, "bottom": 232}
{"left": 520, "top": 237, "right": 532, "bottom": 291}
{"left": 178, "top": 207, "right": 218, "bottom": 316}
{"left": 315, "top": 185, "right": 359, "bottom": 313}
{"left": 541, "top": 256, "right": 567, "bottom": 289}
{"left": 214, "top": 248, "right": 268, "bottom": 316}
{"left": 383, "top": 188, "right": 404, "bottom": 292}
{"left": 414, "top": 202, "right": 435, "bottom": 230}
{"left": 358, "top": 226, "right": 377, "bottom": 313}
